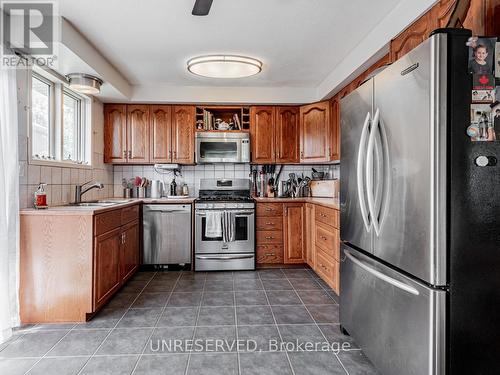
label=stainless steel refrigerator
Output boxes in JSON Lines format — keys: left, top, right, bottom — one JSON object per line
{"left": 340, "top": 28, "right": 500, "bottom": 375}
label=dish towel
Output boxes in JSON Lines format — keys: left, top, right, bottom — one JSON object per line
{"left": 222, "top": 211, "right": 236, "bottom": 243}
{"left": 205, "top": 211, "right": 222, "bottom": 238}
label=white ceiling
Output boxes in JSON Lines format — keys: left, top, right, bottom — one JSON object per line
{"left": 57, "top": 0, "right": 436, "bottom": 102}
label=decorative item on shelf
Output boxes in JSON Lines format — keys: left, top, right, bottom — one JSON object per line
{"left": 196, "top": 120, "right": 204, "bottom": 130}
{"left": 33, "top": 183, "right": 48, "bottom": 209}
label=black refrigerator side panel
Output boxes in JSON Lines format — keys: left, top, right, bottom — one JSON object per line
{"left": 446, "top": 29, "right": 500, "bottom": 374}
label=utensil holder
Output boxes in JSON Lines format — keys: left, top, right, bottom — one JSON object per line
{"left": 123, "top": 188, "right": 132, "bottom": 198}
{"left": 136, "top": 187, "right": 145, "bottom": 198}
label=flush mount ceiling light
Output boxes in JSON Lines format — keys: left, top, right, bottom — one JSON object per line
{"left": 187, "top": 55, "right": 262, "bottom": 78}
{"left": 66, "top": 73, "right": 103, "bottom": 95}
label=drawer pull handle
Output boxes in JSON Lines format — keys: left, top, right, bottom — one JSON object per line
{"left": 265, "top": 253, "right": 275, "bottom": 256}
{"left": 265, "top": 222, "right": 274, "bottom": 225}
{"left": 265, "top": 236, "right": 274, "bottom": 240}
{"left": 265, "top": 208, "right": 273, "bottom": 211}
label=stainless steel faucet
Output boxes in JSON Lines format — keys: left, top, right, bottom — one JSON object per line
{"left": 75, "top": 181, "right": 104, "bottom": 203}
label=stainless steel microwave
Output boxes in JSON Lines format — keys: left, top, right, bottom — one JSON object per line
{"left": 195, "top": 132, "right": 250, "bottom": 163}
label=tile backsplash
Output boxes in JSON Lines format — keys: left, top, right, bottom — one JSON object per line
{"left": 114, "top": 164, "right": 339, "bottom": 198}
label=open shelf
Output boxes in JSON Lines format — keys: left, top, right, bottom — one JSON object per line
{"left": 196, "top": 105, "right": 250, "bottom": 131}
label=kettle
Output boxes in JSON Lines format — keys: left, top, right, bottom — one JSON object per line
{"left": 150, "top": 180, "right": 164, "bottom": 198}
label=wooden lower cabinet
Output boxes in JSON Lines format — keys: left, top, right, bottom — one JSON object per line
{"left": 120, "top": 220, "right": 140, "bottom": 283}
{"left": 283, "top": 203, "right": 305, "bottom": 263}
{"left": 256, "top": 244, "right": 284, "bottom": 264}
{"left": 20, "top": 204, "right": 141, "bottom": 323}
{"left": 305, "top": 203, "right": 315, "bottom": 268}
{"left": 94, "top": 228, "right": 122, "bottom": 309}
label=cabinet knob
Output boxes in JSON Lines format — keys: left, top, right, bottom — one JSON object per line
{"left": 321, "top": 236, "right": 327, "bottom": 241}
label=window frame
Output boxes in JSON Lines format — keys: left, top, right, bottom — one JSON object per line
{"left": 28, "top": 67, "right": 92, "bottom": 169}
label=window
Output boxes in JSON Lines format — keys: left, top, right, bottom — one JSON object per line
{"left": 30, "top": 70, "right": 91, "bottom": 166}
{"left": 31, "top": 75, "right": 52, "bottom": 158}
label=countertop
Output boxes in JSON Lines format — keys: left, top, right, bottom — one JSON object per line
{"left": 19, "top": 197, "right": 197, "bottom": 216}
{"left": 253, "top": 197, "right": 340, "bottom": 210}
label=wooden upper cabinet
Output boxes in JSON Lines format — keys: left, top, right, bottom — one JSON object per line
{"left": 283, "top": 203, "right": 305, "bottom": 264}
{"left": 104, "top": 104, "right": 127, "bottom": 163}
{"left": 250, "top": 106, "right": 275, "bottom": 163}
{"left": 150, "top": 105, "right": 172, "bottom": 163}
{"left": 171, "top": 106, "right": 195, "bottom": 164}
{"left": 300, "top": 101, "right": 330, "bottom": 163}
{"left": 127, "top": 105, "right": 150, "bottom": 163}
{"left": 329, "top": 96, "right": 340, "bottom": 161}
{"left": 275, "top": 107, "right": 299, "bottom": 163}
{"left": 390, "top": 12, "right": 434, "bottom": 62}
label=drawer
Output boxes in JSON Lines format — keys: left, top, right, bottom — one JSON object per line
{"left": 257, "top": 203, "right": 283, "bottom": 217}
{"left": 315, "top": 249, "right": 338, "bottom": 287}
{"left": 256, "top": 230, "right": 283, "bottom": 244}
{"left": 315, "top": 222, "right": 339, "bottom": 261}
{"left": 121, "top": 204, "right": 140, "bottom": 225}
{"left": 256, "top": 245, "right": 284, "bottom": 264}
{"left": 94, "top": 209, "right": 122, "bottom": 236}
{"left": 256, "top": 216, "right": 283, "bottom": 231}
{"left": 315, "top": 205, "right": 339, "bottom": 229}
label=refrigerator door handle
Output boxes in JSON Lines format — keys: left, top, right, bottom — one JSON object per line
{"left": 366, "top": 108, "right": 381, "bottom": 235}
{"left": 344, "top": 248, "right": 420, "bottom": 296}
{"left": 357, "top": 112, "right": 371, "bottom": 232}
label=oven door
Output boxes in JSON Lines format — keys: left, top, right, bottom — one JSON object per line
{"left": 196, "top": 137, "right": 242, "bottom": 163}
{"left": 195, "top": 209, "right": 255, "bottom": 254}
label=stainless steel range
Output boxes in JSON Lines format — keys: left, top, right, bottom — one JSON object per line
{"left": 194, "top": 178, "right": 255, "bottom": 271}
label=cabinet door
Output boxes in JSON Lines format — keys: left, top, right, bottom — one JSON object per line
{"left": 150, "top": 105, "right": 172, "bottom": 163}
{"left": 250, "top": 106, "right": 275, "bottom": 163}
{"left": 283, "top": 203, "right": 305, "bottom": 264}
{"left": 127, "top": 105, "right": 150, "bottom": 163}
{"left": 329, "top": 97, "right": 340, "bottom": 161}
{"left": 275, "top": 107, "right": 299, "bottom": 163}
{"left": 104, "top": 104, "right": 127, "bottom": 163}
{"left": 300, "top": 101, "right": 330, "bottom": 162}
{"left": 171, "top": 106, "right": 195, "bottom": 164}
{"left": 305, "top": 203, "right": 315, "bottom": 268}
{"left": 94, "top": 228, "right": 121, "bottom": 309}
{"left": 120, "top": 220, "right": 140, "bottom": 283}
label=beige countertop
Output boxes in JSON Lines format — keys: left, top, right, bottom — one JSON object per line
{"left": 254, "top": 197, "right": 340, "bottom": 210}
{"left": 19, "top": 197, "right": 197, "bottom": 216}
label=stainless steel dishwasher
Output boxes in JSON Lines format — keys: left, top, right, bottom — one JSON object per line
{"left": 143, "top": 204, "right": 192, "bottom": 265}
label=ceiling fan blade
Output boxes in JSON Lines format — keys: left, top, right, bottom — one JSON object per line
{"left": 192, "top": 0, "right": 213, "bottom": 16}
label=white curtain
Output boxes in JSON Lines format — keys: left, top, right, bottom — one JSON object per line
{"left": 0, "top": 64, "right": 20, "bottom": 343}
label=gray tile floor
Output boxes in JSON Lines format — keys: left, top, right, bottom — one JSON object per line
{"left": 0, "top": 267, "right": 379, "bottom": 375}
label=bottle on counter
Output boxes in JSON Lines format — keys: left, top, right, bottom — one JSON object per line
{"left": 34, "top": 183, "right": 48, "bottom": 209}
{"left": 182, "top": 183, "right": 189, "bottom": 197}
{"left": 170, "top": 177, "right": 177, "bottom": 196}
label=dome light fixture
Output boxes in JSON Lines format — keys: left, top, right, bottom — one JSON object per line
{"left": 187, "top": 55, "right": 262, "bottom": 78}
{"left": 66, "top": 73, "right": 103, "bottom": 95}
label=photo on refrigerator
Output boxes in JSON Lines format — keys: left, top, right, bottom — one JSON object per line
{"left": 468, "top": 104, "right": 495, "bottom": 141}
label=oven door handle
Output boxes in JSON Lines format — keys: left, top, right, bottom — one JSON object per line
{"left": 195, "top": 255, "right": 254, "bottom": 260}
{"left": 195, "top": 211, "right": 254, "bottom": 216}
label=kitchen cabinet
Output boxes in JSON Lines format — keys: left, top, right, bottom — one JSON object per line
{"left": 127, "top": 105, "right": 150, "bottom": 163}
{"left": 150, "top": 105, "right": 172, "bottom": 163}
{"left": 256, "top": 202, "right": 284, "bottom": 264}
{"left": 20, "top": 203, "right": 141, "bottom": 323}
{"left": 276, "top": 107, "right": 300, "bottom": 163}
{"left": 250, "top": 106, "right": 300, "bottom": 164}
{"left": 104, "top": 104, "right": 127, "bottom": 163}
{"left": 250, "top": 106, "right": 275, "bottom": 163}
{"left": 284, "top": 203, "right": 305, "bottom": 263}
{"left": 299, "top": 101, "right": 330, "bottom": 162}
{"left": 305, "top": 203, "right": 315, "bottom": 268}
{"left": 120, "top": 220, "right": 140, "bottom": 283}
{"left": 94, "top": 227, "right": 122, "bottom": 309}
{"left": 329, "top": 96, "right": 340, "bottom": 161}
{"left": 104, "top": 104, "right": 195, "bottom": 164}
{"left": 171, "top": 105, "right": 195, "bottom": 164}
